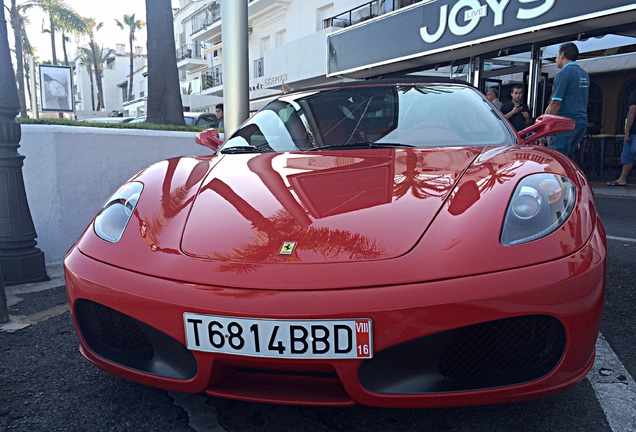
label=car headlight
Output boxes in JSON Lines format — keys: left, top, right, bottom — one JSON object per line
{"left": 94, "top": 182, "right": 143, "bottom": 243}
{"left": 501, "top": 174, "right": 576, "bottom": 246}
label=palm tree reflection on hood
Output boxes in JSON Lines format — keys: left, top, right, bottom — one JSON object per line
{"left": 140, "top": 147, "right": 522, "bottom": 272}
{"left": 393, "top": 149, "right": 454, "bottom": 200}
{"left": 138, "top": 158, "right": 209, "bottom": 254}
{"left": 205, "top": 178, "right": 387, "bottom": 274}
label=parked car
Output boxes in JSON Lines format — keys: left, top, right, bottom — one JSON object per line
{"left": 64, "top": 78, "right": 605, "bottom": 408}
{"left": 78, "top": 117, "right": 134, "bottom": 123}
{"left": 127, "top": 112, "right": 218, "bottom": 127}
{"left": 183, "top": 111, "right": 218, "bottom": 127}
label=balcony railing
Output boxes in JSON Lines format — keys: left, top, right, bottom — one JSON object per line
{"left": 202, "top": 65, "right": 223, "bottom": 90}
{"left": 191, "top": 3, "right": 221, "bottom": 35}
{"left": 176, "top": 43, "right": 203, "bottom": 61}
{"left": 324, "top": 0, "right": 423, "bottom": 29}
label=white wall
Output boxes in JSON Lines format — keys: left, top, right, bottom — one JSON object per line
{"left": 265, "top": 28, "right": 333, "bottom": 83}
{"left": 20, "top": 125, "right": 212, "bottom": 265}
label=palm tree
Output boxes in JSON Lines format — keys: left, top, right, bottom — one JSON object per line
{"left": 77, "top": 52, "right": 95, "bottom": 111}
{"left": 145, "top": 0, "right": 184, "bottom": 125}
{"left": 83, "top": 18, "right": 107, "bottom": 110}
{"left": 81, "top": 43, "right": 113, "bottom": 111}
{"left": 21, "top": 29, "right": 37, "bottom": 116}
{"left": 56, "top": 14, "right": 87, "bottom": 66}
{"left": 8, "top": 0, "right": 86, "bottom": 116}
{"left": 115, "top": 14, "right": 145, "bottom": 102}
{"left": 40, "top": 27, "right": 70, "bottom": 65}
{"left": 60, "top": 33, "right": 70, "bottom": 66}
{"left": 8, "top": 0, "right": 28, "bottom": 117}
{"left": 20, "top": 0, "right": 86, "bottom": 65}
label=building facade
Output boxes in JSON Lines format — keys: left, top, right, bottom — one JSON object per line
{"left": 175, "top": 0, "right": 423, "bottom": 113}
{"left": 72, "top": 0, "right": 636, "bottom": 136}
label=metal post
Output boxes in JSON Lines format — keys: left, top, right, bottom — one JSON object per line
{"left": 221, "top": 0, "right": 250, "bottom": 136}
{"left": 0, "top": 5, "right": 48, "bottom": 286}
{"left": 30, "top": 56, "right": 38, "bottom": 119}
{"left": 528, "top": 43, "right": 542, "bottom": 119}
{"left": 470, "top": 56, "right": 483, "bottom": 88}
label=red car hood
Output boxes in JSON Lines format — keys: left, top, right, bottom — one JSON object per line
{"left": 181, "top": 148, "right": 482, "bottom": 263}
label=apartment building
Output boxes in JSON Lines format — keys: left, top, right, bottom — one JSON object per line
{"left": 174, "top": 0, "right": 419, "bottom": 113}
{"left": 72, "top": 43, "right": 147, "bottom": 117}
{"left": 72, "top": 0, "right": 636, "bottom": 135}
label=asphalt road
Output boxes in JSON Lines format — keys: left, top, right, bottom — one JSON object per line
{"left": 1, "top": 194, "right": 634, "bottom": 432}
{"left": 595, "top": 196, "right": 636, "bottom": 392}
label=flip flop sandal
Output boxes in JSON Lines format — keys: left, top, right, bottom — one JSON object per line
{"left": 606, "top": 181, "right": 626, "bottom": 187}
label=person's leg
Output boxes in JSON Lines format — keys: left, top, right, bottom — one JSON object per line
{"left": 614, "top": 163, "right": 633, "bottom": 185}
{"left": 548, "top": 128, "right": 584, "bottom": 158}
{"left": 567, "top": 127, "right": 587, "bottom": 159}
{"left": 547, "top": 131, "right": 572, "bottom": 156}
{"left": 608, "top": 136, "right": 636, "bottom": 185}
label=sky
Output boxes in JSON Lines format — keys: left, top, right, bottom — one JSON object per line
{"left": 8, "top": 0, "right": 179, "bottom": 62}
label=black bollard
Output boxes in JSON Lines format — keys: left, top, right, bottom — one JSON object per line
{"left": 0, "top": 267, "right": 8, "bottom": 323}
{"left": 0, "top": 4, "right": 48, "bottom": 285}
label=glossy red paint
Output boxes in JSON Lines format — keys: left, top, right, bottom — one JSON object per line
{"left": 65, "top": 223, "right": 604, "bottom": 407}
{"left": 64, "top": 81, "right": 606, "bottom": 408}
{"left": 76, "top": 146, "right": 598, "bottom": 290}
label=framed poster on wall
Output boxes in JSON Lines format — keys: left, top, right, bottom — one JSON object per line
{"left": 39, "top": 64, "right": 73, "bottom": 112}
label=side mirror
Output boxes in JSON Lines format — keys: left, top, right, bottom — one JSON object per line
{"left": 519, "top": 114, "right": 575, "bottom": 145}
{"left": 195, "top": 128, "right": 224, "bottom": 152}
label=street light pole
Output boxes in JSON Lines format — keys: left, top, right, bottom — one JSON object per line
{"left": 221, "top": 0, "right": 250, "bottom": 136}
{"left": 0, "top": 5, "right": 48, "bottom": 287}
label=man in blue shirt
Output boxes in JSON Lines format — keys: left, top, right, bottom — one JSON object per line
{"left": 544, "top": 42, "right": 590, "bottom": 158}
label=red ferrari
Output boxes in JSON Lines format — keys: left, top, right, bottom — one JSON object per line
{"left": 64, "top": 79, "right": 605, "bottom": 408}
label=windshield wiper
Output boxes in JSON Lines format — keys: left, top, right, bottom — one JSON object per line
{"left": 220, "top": 145, "right": 273, "bottom": 154}
{"left": 308, "top": 141, "right": 415, "bottom": 151}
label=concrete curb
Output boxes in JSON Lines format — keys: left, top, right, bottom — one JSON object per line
{"left": 591, "top": 183, "right": 636, "bottom": 199}
{"left": 0, "top": 264, "right": 67, "bottom": 333}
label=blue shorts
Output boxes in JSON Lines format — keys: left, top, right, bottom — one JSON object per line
{"left": 621, "top": 134, "right": 636, "bottom": 164}
{"left": 548, "top": 126, "right": 587, "bottom": 158}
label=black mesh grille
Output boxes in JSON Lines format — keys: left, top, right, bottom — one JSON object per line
{"left": 438, "top": 315, "right": 564, "bottom": 381}
{"left": 359, "top": 315, "right": 566, "bottom": 394}
{"left": 74, "top": 299, "right": 197, "bottom": 380}
{"left": 76, "top": 300, "right": 154, "bottom": 360}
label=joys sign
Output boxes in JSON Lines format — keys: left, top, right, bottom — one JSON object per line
{"left": 420, "top": 0, "right": 556, "bottom": 43}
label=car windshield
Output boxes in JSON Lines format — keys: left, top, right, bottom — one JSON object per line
{"left": 221, "top": 83, "right": 516, "bottom": 153}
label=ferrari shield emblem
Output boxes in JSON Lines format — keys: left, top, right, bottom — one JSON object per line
{"left": 280, "top": 242, "right": 296, "bottom": 255}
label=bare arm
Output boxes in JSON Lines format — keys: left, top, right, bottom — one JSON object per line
{"left": 544, "top": 100, "right": 562, "bottom": 116}
{"left": 504, "top": 104, "right": 521, "bottom": 119}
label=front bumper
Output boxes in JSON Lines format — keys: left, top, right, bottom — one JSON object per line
{"left": 64, "top": 229, "right": 605, "bottom": 408}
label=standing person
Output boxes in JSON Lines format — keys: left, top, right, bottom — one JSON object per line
{"left": 501, "top": 84, "right": 532, "bottom": 131}
{"left": 607, "top": 89, "right": 636, "bottom": 186}
{"left": 486, "top": 87, "right": 503, "bottom": 109}
{"left": 544, "top": 42, "right": 590, "bottom": 158}
{"left": 215, "top": 103, "right": 224, "bottom": 130}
